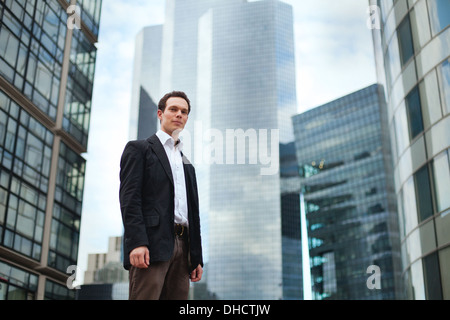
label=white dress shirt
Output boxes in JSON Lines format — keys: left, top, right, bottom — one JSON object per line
{"left": 156, "top": 130, "right": 189, "bottom": 227}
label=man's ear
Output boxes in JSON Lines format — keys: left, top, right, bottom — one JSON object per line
{"left": 157, "top": 109, "right": 163, "bottom": 120}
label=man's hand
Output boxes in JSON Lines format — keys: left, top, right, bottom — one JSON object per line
{"left": 190, "top": 264, "right": 203, "bottom": 282}
{"left": 129, "top": 246, "right": 150, "bottom": 268}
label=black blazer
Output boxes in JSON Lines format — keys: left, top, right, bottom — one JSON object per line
{"left": 119, "top": 134, "right": 203, "bottom": 271}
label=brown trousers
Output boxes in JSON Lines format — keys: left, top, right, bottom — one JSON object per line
{"left": 128, "top": 235, "right": 190, "bottom": 300}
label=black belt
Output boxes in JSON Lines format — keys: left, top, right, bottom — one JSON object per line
{"left": 175, "top": 224, "right": 187, "bottom": 237}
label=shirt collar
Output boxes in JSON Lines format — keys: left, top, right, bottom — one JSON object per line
{"left": 156, "top": 129, "right": 183, "bottom": 150}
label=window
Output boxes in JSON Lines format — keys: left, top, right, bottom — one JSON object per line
{"left": 406, "top": 86, "right": 424, "bottom": 140}
{"left": 0, "top": 27, "right": 19, "bottom": 67}
{"left": 76, "top": 0, "right": 103, "bottom": 37}
{"left": 438, "top": 59, "right": 450, "bottom": 115}
{"left": 0, "top": 0, "right": 66, "bottom": 120}
{"left": 432, "top": 151, "right": 450, "bottom": 212}
{"left": 394, "top": 102, "right": 409, "bottom": 154}
{"left": 0, "top": 261, "right": 38, "bottom": 300}
{"left": 439, "top": 247, "right": 450, "bottom": 299}
{"left": 48, "top": 142, "right": 85, "bottom": 273}
{"left": 44, "top": 279, "right": 75, "bottom": 300}
{"left": 414, "top": 165, "right": 434, "bottom": 222}
{"left": 63, "top": 29, "right": 97, "bottom": 148}
{"left": 0, "top": 90, "right": 52, "bottom": 261}
{"left": 419, "top": 70, "right": 442, "bottom": 128}
{"left": 423, "top": 252, "right": 443, "bottom": 300}
{"left": 397, "top": 15, "right": 415, "bottom": 66}
{"left": 428, "top": 0, "right": 450, "bottom": 35}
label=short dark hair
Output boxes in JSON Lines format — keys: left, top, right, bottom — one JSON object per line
{"left": 158, "top": 91, "right": 191, "bottom": 114}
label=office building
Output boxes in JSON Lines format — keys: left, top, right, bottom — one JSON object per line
{"left": 0, "top": 0, "right": 102, "bottom": 299}
{"left": 77, "top": 236, "right": 127, "bottom": 300}
{"left": 129, "top": 25, "right": 162, "bottom": 140}
{"left": 76, "top": 282, "right": 128, "bottom": 300}
{"left": 130, "top": 0, "right": 301, "bottom": 299}
{"left": 292, "top": 84, "right": 403, "bottom": 299}
{"left": 370, "top": 0, "right": 450, "bottom": 299}
{"left": 83, "top": 236, "right": 127, "bottom": 284}
{"left": 280, "top": 141, "right": 303, "bottom": 299}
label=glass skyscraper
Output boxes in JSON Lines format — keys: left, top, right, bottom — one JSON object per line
{"left": 292, "top": 84, "right": 403, "bottom": 300}
{"left": 131, "top": 0, "right": 301, "bottom": 299}
{"left": 370, "top": 0, "right": 450, "bottom": 299}
{"left": 0, "top": 0, "right": 102, "bottom": 299}
{"left": 129, "top": 25, "right": 162, "bottom": 140}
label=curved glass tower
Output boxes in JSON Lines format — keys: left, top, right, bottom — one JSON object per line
{"left": 370, "top": 0, "right": 450, "bottom": 299}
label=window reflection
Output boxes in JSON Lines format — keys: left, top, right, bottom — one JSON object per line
{"left": 397, "top": 15, "right": 415, "bottom": 66}
{"left": 414, "top": 165, "right": 434, "bottom": 222}
{"left": 48, "top": 142, "right": 85, "bottom": 273}
{"left": 432, "top": 151, "right": 450, "bottom": 212}
{"left": 294, "top": 85, "right": 401, "bottom": 299}
{"left": 438, "top": 59, "right": 450, "bottom": 114}
{"left": 394, "top": 102, "right": 409, "bottom": 155}
{"left": 419, "top": 70, "right": 442, "bottom": 128}
{"left": 0, "top": 90, "right": 52, "bottom": 261}
{"left": 76, "top": 0, "right": 102, "bottom": 38}
{"left": 405, "top": 86, "right": 424, "bottom": 140}
{"left": 0, "top": 261, "right": 38, "bottom": 300}
{"left": 423, "top": 252, "right": 443, "bottom": 299}
{"left": 0, "top": 0, "right": 66, "bottom": 120}
{"left": 428, "top": 0, "right": 450, "bottom": 35}
{"left": 63, "top": 27, "right": 97, "bottom": 148}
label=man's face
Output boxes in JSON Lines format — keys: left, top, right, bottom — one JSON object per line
{"left": 157, "top": 97, "right": 189, "bottom": 136}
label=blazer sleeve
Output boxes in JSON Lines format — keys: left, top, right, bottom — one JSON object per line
{"left": 119, "top": 140, "right": 149, "bottom": 253}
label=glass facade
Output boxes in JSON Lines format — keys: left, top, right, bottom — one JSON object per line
{"left": 371, "top": 0, "right": 450, "bottom": 299}
{"left": 48, "top": 142, "right": 85, "bottom": 274}
{"left": 196, "top": 0, "right": 298, "bottom": 300}
{"left": 0, "top": 89, "right": 51, "bottom": 261}
{"left": 131, "top": 0, "right": 300, "bottom": 299}
{"left": 129, "top": 25, "right": 162, "bottom": 140}
{"left": 0, "top": 0, "right": 67, "bottom": 120}
{"left": 0, "top": 0, "right": 102, "bottom": 299}
{"left": 0, "top": 260, "right": 38, "bottom": 300}
{"left": 292, "top": 84, "right": 403, "bottom": 299}
{"left": 280, "top": 142, "right": 303, "bottom": 300}
{"left": 63, "top": 27, "right": 97, "bottom": 148}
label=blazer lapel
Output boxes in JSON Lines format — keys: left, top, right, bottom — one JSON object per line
{"left": 147, "top": 134, "right": 174, "bottom": 186}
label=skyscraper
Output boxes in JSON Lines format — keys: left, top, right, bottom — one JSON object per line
{"left": 0, "top": 0, "right": 102, "bottom": 299}
{"left": 129, "top": 25, "right": 162, "bottom": 140}
{"left": 292, "top": 84, "right": 403, "bottom": 299}
{"left": 130, "top": 0, "right": 301, "bottom": 299}
{"left": 370, "top": 0, "right": 450, "bottom": 299}
{"left": 197, "top": 1, "right": 299, "bottom": 299}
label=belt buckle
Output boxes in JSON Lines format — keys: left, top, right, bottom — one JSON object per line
{"left": 176, "top": 224, "right": 184, "bottom": 237}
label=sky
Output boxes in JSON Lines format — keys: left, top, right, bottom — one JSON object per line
{"left": 75, "top": 0, "right": 377, "bottom": 285}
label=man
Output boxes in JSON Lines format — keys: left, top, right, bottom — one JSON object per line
{"left": 119, "top": 91, "right": 203, "bottom": 300}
